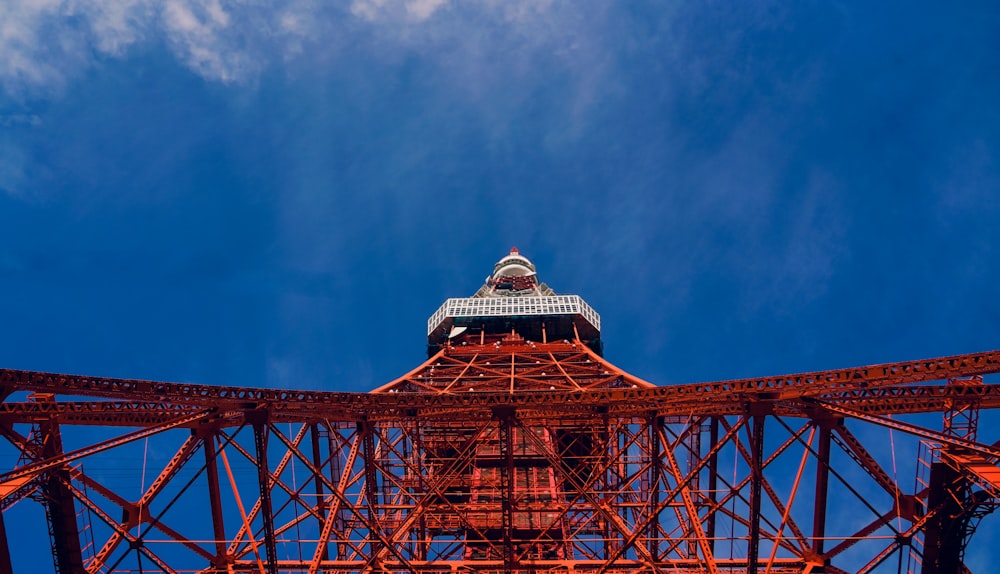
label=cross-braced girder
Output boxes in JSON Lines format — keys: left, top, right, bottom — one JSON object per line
{"left": 0, "top": 344, "right": 998, "bottom": 573}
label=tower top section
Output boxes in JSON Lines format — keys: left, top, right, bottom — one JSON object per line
{"left": 427, "top": 248, "right": 601, "bottom": 355}
{"left": 473, "top": 246, "right": 555, "bottom": 298}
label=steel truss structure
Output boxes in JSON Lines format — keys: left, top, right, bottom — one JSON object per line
{"left": 0, "top": 342, "right": 998, "bottom": 573}
{"left": 0, "top": 249, "right": 999, "bottom": 573}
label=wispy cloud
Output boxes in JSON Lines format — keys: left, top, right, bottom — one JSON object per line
{"left": 0, "top": 0, "right": 577, "bottom": 95}
{"left": 349, "top": 0, "right": 555, "bottom": 23}
{"left": 2, "top": 0, "right": 80, "bottom": 93}
{"left": 350, "top": 0, "right": 449, "bottom": 22}
{"left": 0, "top": 0, "right": 618, "bottom": 206}
{"left": 72, "top": 0, "right": 152, "bottom": 55}
{"left": 161, "top": 0, "right": 254, "bottom": 84}
{"left": 0, "top": 0, "right": 320, "bottom": 92}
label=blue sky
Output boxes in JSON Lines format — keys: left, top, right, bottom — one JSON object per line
{"left": 2, "top": 1, "right": 997, "bottom": 390}
{"left": 1, "top": 0, "right": 999, "bottom": 567}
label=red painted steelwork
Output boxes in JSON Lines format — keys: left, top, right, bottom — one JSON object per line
{"left": 0, "top": 341, "right": 996, "bottom": 572}
{"left": 0, "top": 245, "right": 998, "bottom": 572}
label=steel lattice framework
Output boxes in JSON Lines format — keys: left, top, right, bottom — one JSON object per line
{"left": 0, "top": 249, "right": 998, "bottom": 573}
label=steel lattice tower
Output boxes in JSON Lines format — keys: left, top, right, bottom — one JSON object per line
{"left": 1, "top": 248, "right": 999, "bottom": 573}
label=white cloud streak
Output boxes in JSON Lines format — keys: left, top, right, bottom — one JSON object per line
{"left": 0, "top": 0, "right": 609, "bottom": 203}
{"left": 349, "top": 0, "right": 553, "bottom": 23}
{"left": 0, "top": 0, "right": 325, "bottom": 92}
{"left": 0, "top": 0, "right": 572, "bottom": 95}
{"left": 161, "top": 0, "right": 253, "bottom": 84}
{"left": 349, "top": 0, "right": 451, "bottom": 22}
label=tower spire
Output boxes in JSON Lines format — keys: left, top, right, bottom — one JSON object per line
{"left": 376, "top": 248, "right": 645, "bottom": 396}
{"left": 428, "top": 248, "right": 600, "bottom": 355}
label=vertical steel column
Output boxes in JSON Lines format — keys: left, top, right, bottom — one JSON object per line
{"left": 922, "top": 378, "right": 983, "bottom": 574}
{"left": 747, "top": 414, "right": 764, "bottom": 574}
{"left": 327, "top": 426, "right": 346, "bottom": 560}
{"left": 252, "top": 416, "right": 278, "bottom": 574}
{"left": 600, "top": 412, "right": 613, "bottom": 559}
{"left": 202, "top": 431, "right": 229, "bottom": 571}
{"left": 310, "top": 424, "right": 330, "bottom": 567}
{"left": 39, "top": 418, "right": 85, "bottom": 574}
{"left": 706, "top": 416, "right": 720, "bottom": 555}
{"left": 0, "top": 510, "right": 12, "bottom": 574}
{"left": 378, "top": 428, "right": 393, "bottom": 512}
{"left": 811, "top": 421, "right": 832, "bottom": 564}
{"left": 408, "top": 421, "right": 429, "bottom": 562}
{"left": 647, "top": 414, "right": 662, "bottom": 560}
{"left": 360, "top": 420, "right": 383, "bottom": 565}
{"left": 684, "top": 417, "right": 701, "bottom": 558}
{"left": 494, "top": 407, "right": 516, "bottom": 574}
{"left": 921, "top": 462, "right": 967, "bottom": 574}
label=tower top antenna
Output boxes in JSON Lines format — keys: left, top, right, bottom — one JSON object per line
{"left": 426, "top": 248, "right": 601, "bottom": 355}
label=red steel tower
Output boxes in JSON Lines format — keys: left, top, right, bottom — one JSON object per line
{"left": 1, "top": 248, "right": 999, "bottom": 573}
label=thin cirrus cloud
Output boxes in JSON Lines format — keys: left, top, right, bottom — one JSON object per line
{"left": 350, "top": 0, "right": 449, "bottom": 22}
{"left": 0, "top": 0, "right": 565, "bottom": 94}
{"left": 1, "top": 0, "right": 319, "bottom": 91}
{"left": 2, "top": 0, "right": 149, "bottom": 92}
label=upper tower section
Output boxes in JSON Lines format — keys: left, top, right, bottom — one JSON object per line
{"left": 472, "top": 246, "right": 554, "bottom": 298}
{"left": 427, "top": 248, "right": 602, "bottom": 355}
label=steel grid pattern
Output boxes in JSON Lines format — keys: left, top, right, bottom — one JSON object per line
{"left": 0, "top": 339, "right": 998, "bottom": 573}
